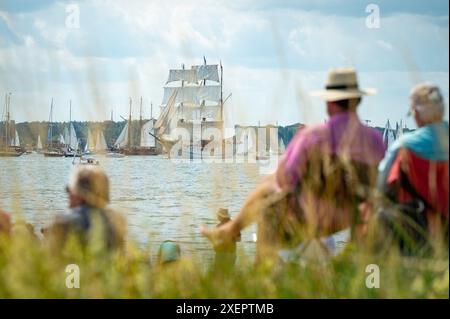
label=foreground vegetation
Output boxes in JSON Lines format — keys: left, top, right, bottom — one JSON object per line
{"left": 0, "top": 221, "right": 447, "bottom": 299}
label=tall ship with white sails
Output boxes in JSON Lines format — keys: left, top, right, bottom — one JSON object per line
{"left": 154, "top": 58, "right": 234, "bottom": 159}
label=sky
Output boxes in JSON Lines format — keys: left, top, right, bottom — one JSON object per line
{"left": 0, "top": 0, "right": 448, "bottom": 128}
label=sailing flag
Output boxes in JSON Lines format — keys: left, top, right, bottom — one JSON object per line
{"left": 203, "top": 55, "right": 207, "bottom": 65}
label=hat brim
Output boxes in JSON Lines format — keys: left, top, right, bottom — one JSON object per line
{"left": 310, "top": 88, "right": 377, "bottom": 102}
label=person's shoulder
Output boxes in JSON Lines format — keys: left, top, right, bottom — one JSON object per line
{"left": 362, "top": 125, "right": 382, "bottom": 141}
{"left": 296, "top": 123, "right": 329, "bottom": 144}
{"left": 53, "top": 207, "right": 85, "bottom": 227}
{"left": 103, "top": 208, "right": 127, "bottom": 234}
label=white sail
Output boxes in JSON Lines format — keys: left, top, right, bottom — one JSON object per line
{"left": 279, "top": 138, "right": 286, "bottom": 154}
{"left": 166, "top": 65, "right": 220, "bottom": 84}
{"left": 192, "top": 64, "right": 220, "bottom": 82}
{"left": 236, "top": 127, "right": 255, "bottom": 155}
{"left": 202, "top": 105, "right": 221, "bottom": 121}
{"left": 166, "top": 69, "right": 198, "bottom": 84}
{"left": 68, "top": 123, "right": 78, "bottom": 149}
{"left": 382, "top": 120, "right": 396, "bottom": 149}
{"left": 85, "top": 129, "right": 94, "bottom": 151}
{"left": 140, "top": 120, "right": 156, "bottom": 147}
{"left": 59, "top": 134, "right": 65, "bottom": 145}
{"left": 114, "top": 123, "right": 129, "bottom": 148}
{"left": 13, "top": 130, "right": 20, "bottom": 147}
{"left": 95, "top": 131, "right": 108, "bottom": 151}
{"left": 63, "top": 126, "right": 70, "bottom": 145}
{"left": 396, "top": 120, "right": 403, "bottom": 140}
{"left": 155, "top": 90, "right": 178, "bottom": 135}
{"left": 37, "top": 135, "right": 43, "bottom": 150}
{"left": 162, "top": 85, "right": 221, "bottom": 105}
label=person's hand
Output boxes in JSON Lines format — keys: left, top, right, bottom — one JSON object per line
{"left": 200, "top": 220, "right": 238, "bottom": 248}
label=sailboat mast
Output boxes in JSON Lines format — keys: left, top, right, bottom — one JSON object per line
{"left": 49, "top": 98, "right": 53, "bottom": 149}
{"left": 69, "top": 99, "right": 72, "bottom": 150}
{"left": 140, "top": 97, "right": 143, "bottom": 122}
{"left": 150, "top": 102, "right": 153, "bottom": 120}
{"left": 4, "top": 93, "right": 10, "bottom": 147}
{"left": 220, "top": 61, "right": 224, "bottom": 132}
{"left": 128, "top": 97, "right": 132, "bottom": 149}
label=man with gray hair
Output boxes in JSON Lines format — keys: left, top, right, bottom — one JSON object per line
{"left": 377, "top": 83, "right": 448, "bottom": 254}
{"left": 48, "top": 165, "right": 126, "bottom": 252}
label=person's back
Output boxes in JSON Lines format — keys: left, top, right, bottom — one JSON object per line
{"left": 275, "top": 110, "right": 384, "bottom": 243}
{"left": 48, "top": 166, "right": 126, "bottom": 253}
{"left": 52, "top": 205, "right": 126, "bottom": 251}
{"left": 377, "top": 84, "right": 449, "bottom": 254}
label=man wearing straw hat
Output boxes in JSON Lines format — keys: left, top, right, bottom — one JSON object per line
{"left": 202, "top": 68, "right": 385, "bottom": 261}
{"left": 47, "top": 165, "right": 126, "bottom": 252}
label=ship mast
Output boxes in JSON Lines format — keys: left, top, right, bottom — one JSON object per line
{"left": 69, "top": 99, "right": 72, "bottom": 151}
{"left": 140, "top": 96, "right": 143, "bottom": 122}
{"left": 150, "top": 102, "right": 153, "bottom": 120}
{"left": 4, "top": 93, "right": 11, "bottom": 148}
{"left": 220, "top": 60, "right": 224, "bottom": 135}
{"left": 128, "top": 97, "right": 132, "bottom": 149}
{"left": 49, "top": 98, "right": 54, "bottom": 149}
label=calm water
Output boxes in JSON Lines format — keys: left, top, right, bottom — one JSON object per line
{"left": 0, "top": 154, "right": 266, "bottom": 262}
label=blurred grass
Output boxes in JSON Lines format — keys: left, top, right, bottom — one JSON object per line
{"left": 0, "top": 222, "right": 447, "bottom": 299}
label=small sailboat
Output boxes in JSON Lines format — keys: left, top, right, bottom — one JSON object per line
{"left": 64, "top": 101, "right": 81, "bottom": 157}
{"left": 43, "top": 98, "right": 64, "bottom": 157}
{"left": 36, "top": 135, "right": 43, "bottom": 153}
{"left": 73, "top": 155, "right": 100, "bottom": 166}
{"left": 84, "top": 129, "right": 95, "bottom": 155}
{"left": 94, "top": 130, "right": 108, "bottom": 154}
{"left": 381, "top": 119, "right": 396, "bottom": 151}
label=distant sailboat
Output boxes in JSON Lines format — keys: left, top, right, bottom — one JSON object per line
{"left": 236, "top": 127, "right": 255, "bottom": 157}
{"left": 95, "top": 131, "right": 108, "bottom": 153}
{"left": 114, "top": 97, "right": 159, "bottom": 155}
{"left": 0, "top": 93, "right": 24, "bottom": 157}
{"left": 84, "top": 129, "right": 95, "bottom": 154}
{"left": 36, "top": 135, "right": 43, "bottom": 152}
{"left": 395, "top": 119, "right": 404, "bottom": 140}
{"left": 12, "top": 130, "right": 20, "bottom": 147}
{"left": 382, "top": 119, "right": 396, "bottom": 150}
{"left": 43, "top": 98, "right": 64, "bottom": 157}
{"left": 64, "top": 101, "right": 80, "bottom": 157}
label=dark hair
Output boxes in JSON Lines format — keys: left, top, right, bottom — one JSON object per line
{"left": 334, "top": 98, "right": 361, "bottom": 111}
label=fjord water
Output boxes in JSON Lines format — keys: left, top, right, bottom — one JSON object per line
{"left": 0, "top": 154, "right": 262, "bottom": 263}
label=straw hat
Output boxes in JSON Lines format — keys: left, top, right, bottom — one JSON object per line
{"left": 217, "top": 208, "right": 230, "bottom": 221}
{"left": 311, "top": 68, "right": 376, "bottom": 102}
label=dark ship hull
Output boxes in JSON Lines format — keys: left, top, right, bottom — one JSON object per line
{"left": 120, "top": 147, "right": 159, "bottom": 156}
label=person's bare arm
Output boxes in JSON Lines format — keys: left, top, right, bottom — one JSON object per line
{"left": 201, "top": 173, "right": 285, "bottom": 245}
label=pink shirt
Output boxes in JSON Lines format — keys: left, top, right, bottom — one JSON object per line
{"left": 277, "top": 113, "right": 385, "bottom": 191}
